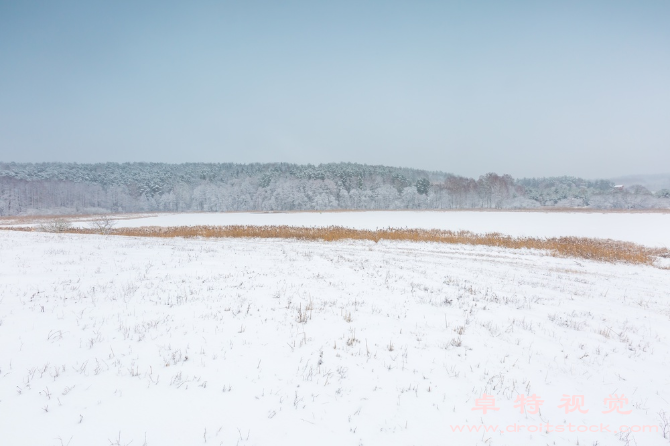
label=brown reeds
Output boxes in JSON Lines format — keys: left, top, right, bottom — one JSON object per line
{"left": 2, "top": 224, "right": 667, "bottom": 265}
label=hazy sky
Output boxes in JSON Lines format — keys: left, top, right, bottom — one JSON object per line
{"left": 1, "top": 1, "right": 669, "bottom": 178}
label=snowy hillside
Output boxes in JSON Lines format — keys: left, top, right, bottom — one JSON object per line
{"left": 1, "top": 230, "right": 669, "bottom": 445}
{"left": 3, "top": 162, "right": 670, "bottom": 216}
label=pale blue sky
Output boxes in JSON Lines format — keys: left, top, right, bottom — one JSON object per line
{"left": 1, "top": 1, "right": 669, "bottom": 178}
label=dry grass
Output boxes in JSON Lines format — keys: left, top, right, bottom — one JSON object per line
{"left": 2, "top": 207, "right": 670, "bottom": 227}
{"left": 0, "top": 213, "right": 157, "bottom": 226}
{"left": 2, "top": 224, "right": 668, "bottom": 265}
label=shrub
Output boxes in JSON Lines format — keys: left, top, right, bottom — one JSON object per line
{"left": 37, "top": 219, "right": 72, "bottom": 233}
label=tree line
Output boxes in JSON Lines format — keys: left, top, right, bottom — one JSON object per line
{"left": 1, "top": 162, "right": 668, "bottom": 216}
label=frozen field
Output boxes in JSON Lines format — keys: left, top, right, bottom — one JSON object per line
{"left": 1, "top": 230, "right": 669, "bottom": 445}
{"left": 100, "top": 211, "right": 670, "bottom": 248}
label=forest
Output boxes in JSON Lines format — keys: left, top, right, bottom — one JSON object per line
{"left": 1, "top": 162, "right": 668, "bottom": 216}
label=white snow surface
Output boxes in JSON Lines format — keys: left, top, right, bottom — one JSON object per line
{"left": 1, "top": 231, "right": 669, "bottom": 446}
{"left": 104, "top": 211, "right": 670, "bottom": 248}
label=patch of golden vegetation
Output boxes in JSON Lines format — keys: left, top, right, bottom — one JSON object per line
{"left": 4, "top": 224, "right": 668, "bottom": 266}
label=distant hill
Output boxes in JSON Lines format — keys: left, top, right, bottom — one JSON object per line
{"left": 609, "top": 173, "right": 670, "bottom": 192}
{"left": 0, "top": 162, "right": 668, "bottom": 215}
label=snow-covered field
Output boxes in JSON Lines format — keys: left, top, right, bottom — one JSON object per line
{"left": 95, "top": 211, "right": 670, "bottom": 248}
{"left": 5, "top": 210, "right": 670, "bottom": 248}
{"left": 1, "top": 229, "right": 669, "bottom": 445}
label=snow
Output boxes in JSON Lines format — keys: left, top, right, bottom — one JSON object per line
{"left": 1, "top": 230, "right": 669, "bottom": 445}
{"left": 104, "top": 211, "right": 670, "bottom": 248}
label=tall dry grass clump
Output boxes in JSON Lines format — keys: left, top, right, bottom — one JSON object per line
{"left": 2, "top": 224, "right": 667, "bottom": 265}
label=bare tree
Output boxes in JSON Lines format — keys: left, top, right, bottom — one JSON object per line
{"left": 89, "top": 215, "right": 117, "bottom": 234}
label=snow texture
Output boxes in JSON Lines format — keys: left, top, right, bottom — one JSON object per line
{"left": 1, "top": 230, "right": 669, "bottom": 445}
